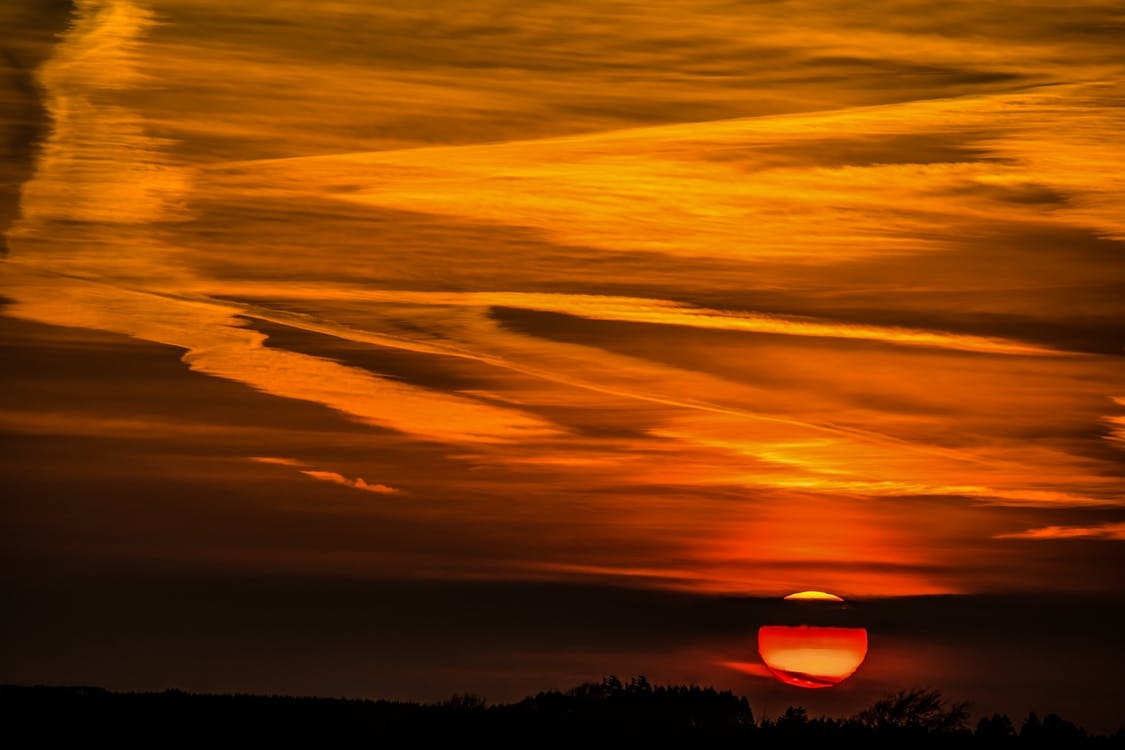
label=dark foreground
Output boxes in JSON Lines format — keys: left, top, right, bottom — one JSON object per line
{"left": 3, "top": 678, "right": 1122, "bottom": 748}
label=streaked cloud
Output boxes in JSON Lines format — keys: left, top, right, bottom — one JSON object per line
{"left": 3, "top": 0, "right": 1124, "bottom": 603}
{"left": 996, "top": 523, "right": 1125, "bottom": 541}
{"left": 300, "top": 470, "right": 401, "bottom": 495}
{"left": 16, "top": 0, "right": 191, "bottom": 231}
{"left": 2, "top": 271, "right": 563, "bottom": 445}
{"left": 249, "top": 456, "right": 303, "bottom": 467}
{"left": 205, "top": 83, "right": 1125, "bottom": 270}
{"left": 249, "top": 456, "right": 402, "bottom": 494}
{"left": 192, "top": 286, "right": 1065, "bottom": 356}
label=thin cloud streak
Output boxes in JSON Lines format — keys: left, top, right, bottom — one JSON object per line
{"left": 249, "top": 456, "right": 303, "bottom": 467}
{"left": 194, "top": 286, "right": 1066, "bottom": 356}
{"left": 249, "top": 457, "right": 403, "bottom": 494}
{"left": 300, "top": 470, "right": 402, "bottom": 495}
{"left": 2, "top": 271, "right": 562, "bottom": 445}
{"left": 995, "top": 523, "right": 1125, "bottom": 541}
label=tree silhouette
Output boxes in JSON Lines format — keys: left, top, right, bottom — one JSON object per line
{"left": 855, "top": 687, "right": 971, "bottom": 734}
{"left": 441, "top": 692, "right": 487, "bottom": 711}
{"left": 2, "top": 679, "right": 1121, "bottom": 748}
{"left": 1019, "top": 711, "right": 1089, "bottom": 747}
{"left": 776, "top": 705, "right": 808, "bottom": 730}
{"left": 977, "top": 712, "right": 1018, "bottom": 744}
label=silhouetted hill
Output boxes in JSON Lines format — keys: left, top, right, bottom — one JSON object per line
{"left": 2, "top": 678, "right": 1122, "bottom": 748}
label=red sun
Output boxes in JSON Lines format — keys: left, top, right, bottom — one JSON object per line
{"left": 757, "top": 591, "right": 868, "bottom": 688}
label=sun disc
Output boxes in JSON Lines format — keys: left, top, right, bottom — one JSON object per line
{"left": 783, "top": 591, "right": 845, "bottom": 602}
{"left": 757, "top": 591, "right": 868, "bottom": 688}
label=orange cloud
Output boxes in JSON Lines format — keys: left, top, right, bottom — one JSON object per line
{"left": 5, "top": 0, "right": 1124, "bottom": 603}
{"left": 300, "top": 470, "right": 402, "bottom": 495}
{"left": 207, "top": 83, "right": 1125, "bottom": 269}
{"left": 249, "top": 456, "right": 303, "bottom": 467}
{"left": 995, "top": 523, "right": 1125, "bottom": 541}
{"left": 2, "top": 273, "right": 562, "bottom": 445}
{"left": 18, "top": 0, "right": 191, "bottom": 231}
{"left": 198, "top": 287, "right": 1062, "bottom": 357}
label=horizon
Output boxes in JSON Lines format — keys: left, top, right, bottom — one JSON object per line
{"left": 3, "top": 0, "right": 1124, "bottom": 736}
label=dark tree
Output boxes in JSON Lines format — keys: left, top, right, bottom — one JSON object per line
{"left": 977, "top": 712, "right": 1018, "bottom": 744}
{"left": 3, "top": 680, "right": 1121, "bottom": 748}
{"left": 856, "top": 687, "right": 971, "bottom": 734}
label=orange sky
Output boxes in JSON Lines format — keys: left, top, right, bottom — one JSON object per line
{"left": 2, "top": 0, "right": 1124, "bottom": 729}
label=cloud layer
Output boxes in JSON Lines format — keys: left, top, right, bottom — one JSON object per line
{"left": 3, "top": 0, "right": 1123, "bottom": 606}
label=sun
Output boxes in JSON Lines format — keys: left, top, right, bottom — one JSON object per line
{"left": 783, "top": 591, "right": 845, "bottom": 602}
{"left": 757, "top": 591, "right": 868, "bottom": 688}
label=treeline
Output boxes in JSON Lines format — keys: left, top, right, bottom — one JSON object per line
{"left": 2, "top": 677, "right": 1122, "bottom": 748}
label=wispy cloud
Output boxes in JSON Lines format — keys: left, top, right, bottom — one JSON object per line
{"left": 996, "top": 523, "right": 1125, "bottom": 541}
{"left": 200, "top": 286, "right": 1064, "bottom": 356}
{"left": 2, "top": 273, "right": 563, "bottom": 445}
{"left": 248, "top": 457, "right": 403, "bottom": 496}
{"left": 249, "top": 456, "right": 303, "bottom": 467}
{"left": 209, "top": 83, "right": 1125, "bottom": 268}
{"left": 18, "top": 0, "right": 191, "bottom": 232}
{"left": 300, "top": 470, "right": 401, "bottom": 495}
{"left": 5, "top": 0, "right": 1125, "bottom": 601}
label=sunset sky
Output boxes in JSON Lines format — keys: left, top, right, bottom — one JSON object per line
{"left": 3, "top": 0, "right": 1124, "bottom": 733}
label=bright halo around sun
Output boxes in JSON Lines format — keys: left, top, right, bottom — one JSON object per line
{"left": 758, "top": 591, "right": 868, "bottom": 689}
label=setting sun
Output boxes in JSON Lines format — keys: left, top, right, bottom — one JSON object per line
{"left": 758, "top": 591, "right": 869, "bottom": 688}
{"left": 783, "top": 591, "right": 845, "bottom": 602}
{"left": 757, "top": 626, "right": 870, "bottom": 689}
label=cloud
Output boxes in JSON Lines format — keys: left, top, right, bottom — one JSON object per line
{"left": 1106, "top": 400, "right": 1125, "bottom": 450}
{"left": 18, "top": 0, "right": 192, "bottom": 231}
{"left": 995, "top": 523, "right": 1125, "bottom": 541}
{"left": 249, "top": 456, "right": 303, "bottom": 467}
{"left": 192, "top": 284, "right": 1065, "bottom": 357}
{"left": 300, "top": 470, "right": 402, "bottom": 495}
{"left": 207, "top": 81, "right": 1125, "bottom": 272}
{"left": 6, "top": 0, "right": 1125, "bottom": 607}
{"left": 719, "top": 661, "right": 773, "bottom": 679}
{"left": 247, "top": 457, "right": 403, "bottom": 495}
{"left": 2, "top": 273, "right": 562, "bottom": 445}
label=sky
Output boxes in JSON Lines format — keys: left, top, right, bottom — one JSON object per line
{"left": 2, "top": 0, "right": 1124, "bottom": 733}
